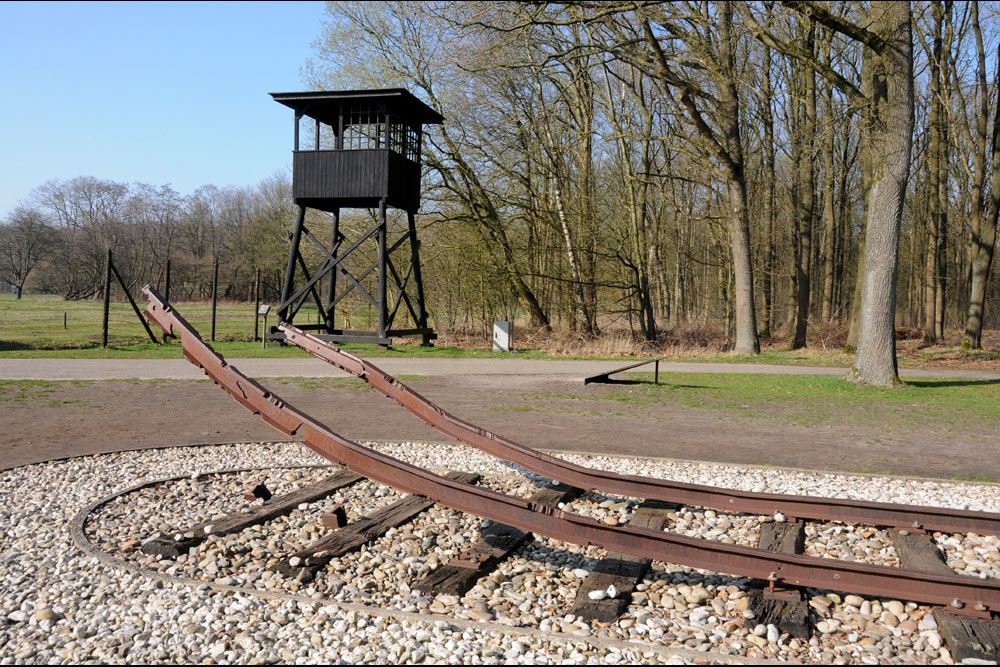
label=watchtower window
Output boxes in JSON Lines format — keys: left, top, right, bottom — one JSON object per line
{"left": 342, "top": 103, "right": 385, "bottom": 150}
{"left": 388, "top": 121, "right": 420, "bottom": 162}
{"left": 335, "top": 103, "right": 419, "bottom": 162}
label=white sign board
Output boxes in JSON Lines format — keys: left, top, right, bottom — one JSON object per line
{"left": 493, "top": 320, "right": 512, "bottom": 352}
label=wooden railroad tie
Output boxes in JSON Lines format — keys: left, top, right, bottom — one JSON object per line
{"left": 277, "top": 471, "right": 481, "bottom": 582}
{"left": 141, "top": 468, "right": 362, "bottom": 559}
{"left": 747, "top": 520, "right": 811, "bottom": 638}
{"left": 413, "top": 482, "right": 582, "bottom": 596}
{"left": 890, "top": 530, "right": 1000, "bottom": 663}
{"left": 244, "top": 482, "right": 273, "bottom": 502}
{"left": 569, "top": 499, "right": 679, "bottom": 623}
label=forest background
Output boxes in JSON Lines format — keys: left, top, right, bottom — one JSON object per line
{"left": 2, "top": 1, "right": 999, "bottom": 387}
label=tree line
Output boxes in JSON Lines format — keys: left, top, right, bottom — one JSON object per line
{"left": 304, "top": 0, "right": 999, "bottom": 385}
{"left": 2, "top": 1, "right": 999, "bottom": 386}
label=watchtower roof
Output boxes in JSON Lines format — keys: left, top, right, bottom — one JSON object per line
{"left": 269, "top": 88, "right": 445, "bottom": 126}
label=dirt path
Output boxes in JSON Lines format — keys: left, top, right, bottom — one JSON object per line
{"left": 3, "top": 373, "right": 997, "bottom": 482}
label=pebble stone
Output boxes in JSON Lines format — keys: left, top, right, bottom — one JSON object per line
{"left": 2, "top": 439, "right": 998, "bottom": 664}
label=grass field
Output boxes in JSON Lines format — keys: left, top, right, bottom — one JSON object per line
{"left": 2, "top": 294, "right": 998, "bottom": 367}
{"left": 520, "top": 370, "right": 1000, "bottom": 434}
{"left": 0, "top": 294, "right": 528, "bottom": 359}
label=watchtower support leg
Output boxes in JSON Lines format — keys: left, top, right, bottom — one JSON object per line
{"left": 279, "top": 205, "right": 307, "bottom": 325}
{"left": 377, "top": 199, "right": 388, "bottom": 341}
{"left": 326, "top": 207, "right": 340, "bottom": 334}
{"left": 407, "top": 210, "right": 431, "bottom": 346}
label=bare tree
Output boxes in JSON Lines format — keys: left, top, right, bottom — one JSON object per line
{"left": 0, "top": 206, "right": 54, "bottom": 298}
{"left": 639, "top": 2, "right": 761, "bottom": 354}
{"left": 958, "top": 1, "right": 1000, "bottom": 349}
{"left": 744, "top": 1, "right": 915, "bottom": 385}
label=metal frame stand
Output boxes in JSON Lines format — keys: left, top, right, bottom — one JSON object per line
{"left": 272, "top": 201, "right": 433, "bottom": 346}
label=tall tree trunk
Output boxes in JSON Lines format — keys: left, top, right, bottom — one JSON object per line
{"left": 820, "top": 75, "right": 837, "bottom": 324}
{"left": 846, "top": 38, "right": 874, "bottom": 354}
{"left": 761, "top": 43, "right": 777, "bottom": 338}
{"left": 851, "top": 1, "right": 914, "bottom": 386}
{"left": 643, "top": 5, "right": 759, "bottom": 354}
{"left": 550, "top": 173, "right": 593, "bottom": 335}
{"left": 935, "top": 1, "right": 953, "bottom": 341}
{"left": 923, "top": 0, "right": 944, "bottom": 342}
{"left": 792, "top": 18, "right": 816, "bottom": 349}
{"left": 718, "top": 7, "right": 760, "bottom": 355}
{"left": 964, "top": 41, "right": 1000, "bottom": 348}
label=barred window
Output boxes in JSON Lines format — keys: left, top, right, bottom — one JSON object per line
{"left": 341, "top": 103, "right": 384, "bottom": 150}
{"left": 331, "top": 103, "right": 421, "bottom": 163}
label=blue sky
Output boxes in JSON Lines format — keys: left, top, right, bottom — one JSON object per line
{"left": 0, "top": 1, "right": 327, "bottom": 217}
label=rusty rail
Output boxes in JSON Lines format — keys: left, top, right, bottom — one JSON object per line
{"left": 142, "top": 286, "right": 1000, "bottom": 613}
{"left": 279, "top": 323, "right": 1000, "bottom": 537}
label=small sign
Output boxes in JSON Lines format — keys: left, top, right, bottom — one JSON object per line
{"left": 493, "top": 320, "right": 512, "bottom": 352}
{"left": 258, "top": 304, "right": 271, "bottom": 316}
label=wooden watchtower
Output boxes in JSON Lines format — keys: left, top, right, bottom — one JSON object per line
{"left": 268, "top": 88, "right": 443, "bottom": 345}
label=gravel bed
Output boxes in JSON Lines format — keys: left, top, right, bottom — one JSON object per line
{"left": 803, "top": 523, "right": 900, "bottom": 568}
{"left": 2, "top": 440, "right": 999, "bottom": 664}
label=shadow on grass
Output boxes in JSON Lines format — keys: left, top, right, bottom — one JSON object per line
{"left": 907, "top": 378, "right": 1000, "bottom": 389}
{"left": 591, "top": 378, "right": 708, "bottom": 389}
{"left": 0, "top": 340, "right": 105, "bottom": 352}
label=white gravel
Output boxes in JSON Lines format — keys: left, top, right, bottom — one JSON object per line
{"left": 2, "top": 440, "right": 998, "bottom": 664}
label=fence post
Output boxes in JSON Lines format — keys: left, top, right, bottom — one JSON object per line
{"left": 254, "top": 267, "right": 261, "bottom": 342}
{"left": 109, "top": 257, "right": 160, "bottom": 345}
{"left": 101, "top": 249, "right": 112, "bottom": 348}
{"left": 164, "top": 258, "right": 171, "bottom": 303}
{"left": 211, "top": 258, "right": 219, "bottom": 342}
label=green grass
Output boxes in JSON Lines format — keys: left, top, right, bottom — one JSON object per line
{"left": 0, "top": 294, "right": 575, "bottom": 359}
{"left": 2, "top": 294, "right": 997, "bottom": 368}
{"left": 271, "top": 374, "right": 424, "bottom": 392}
{"left": 696, "top": 348, "right": 853, "bottom": 367}
{"left": 0, "top": 294, "right": 522, "bottom": 359}
{"left": 527, "top": 371, "right": 1000, "bottom": 430}
{"left": 955, "top": 475, "right": 999, "bottom": 483}
{"left": 0, "top": 379, "right": 93, "bottom": 404}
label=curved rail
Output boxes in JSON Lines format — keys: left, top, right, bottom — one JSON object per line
{"left": 141, "top": 286, "right": 1000, "bottom": 613}
{"left": 278, "top": 323, "right": 1000, "bottom": 537}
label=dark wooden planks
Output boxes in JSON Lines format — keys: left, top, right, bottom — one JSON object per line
{"left": 890, "top": 530, "right": 1000, "bottom": 662}
{"left": 758, "top": 521, "right": 806, "bottom": 555}
{"left": 748, "top": 520, "right": 810, "bottom": 638}
{"left": 936, "top": 610, "right": 1000, "bottom": 662}
{"left": 413, "top": 483, "right": 581, "bottom": 596}
{"left": 277, "top": 471, "right": 480, "bottom": 581}
{"left": 569, "top": 499, "right": 678, "bottom": 623}
{"left": 889, "top": 530, "right": 952, "bottom": 575}
{"left": 141, "top": 468, "right": 362, "bottom": 558}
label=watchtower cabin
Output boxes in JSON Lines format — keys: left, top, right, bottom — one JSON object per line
{"left": 268, "top": 88, "right": 444, "bottom": 345}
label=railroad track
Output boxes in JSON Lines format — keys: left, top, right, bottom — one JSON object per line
{"left": 278, "top": 321, "right": 1000, "bottom": 537}
{"left": 140, "top": 286, "right": 1000, "bottom": 652}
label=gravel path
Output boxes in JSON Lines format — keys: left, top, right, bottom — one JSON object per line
{"left": 2, "top": 441, "right": 999, "bottom": 664}
{"left": 1, "top": 357, "right": 997, "bottom": 381}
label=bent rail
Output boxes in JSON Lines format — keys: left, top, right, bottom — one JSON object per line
{"left": 278, "top": 323, "right": 1000, "bottom": 537}
{"left": 141, "top": 286, "right": 1000, "bottom": 613}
